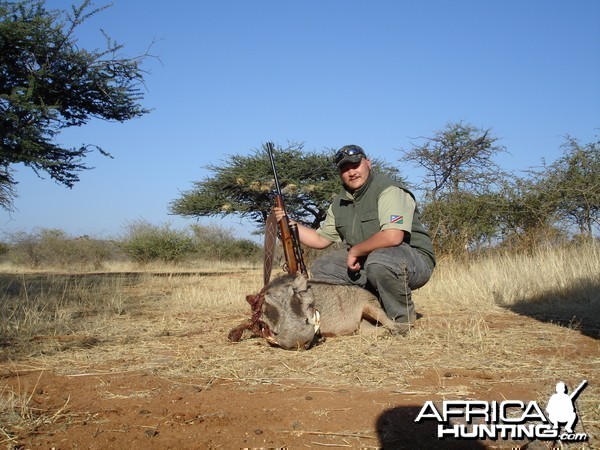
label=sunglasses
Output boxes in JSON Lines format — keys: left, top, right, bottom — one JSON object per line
{"left": 333, "top": 146, "right": 366, "bottom": 165}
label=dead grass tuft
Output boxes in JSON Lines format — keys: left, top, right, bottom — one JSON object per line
{"left": 0, "top": 372, "right": 70, "bottom": 447}
{"left": 0, "top": 243, "right": 598, "bottom": 446}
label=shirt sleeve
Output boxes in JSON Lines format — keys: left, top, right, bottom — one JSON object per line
{"left": 315, "top": 204, "right": 343, "bottom": 243}
{"left": 378, "top": 186, "right": 416, "bottom": 234}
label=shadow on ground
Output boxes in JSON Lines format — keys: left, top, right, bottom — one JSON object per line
{"left": 499, "top": 276, "right": 599, "bottom": 340}
{"left": 376, "top": 406, "right": 487, "bottom": 449}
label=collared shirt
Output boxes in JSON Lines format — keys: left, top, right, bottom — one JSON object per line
{"left": 316, "top": 186, "right": 416, "bottom": 243}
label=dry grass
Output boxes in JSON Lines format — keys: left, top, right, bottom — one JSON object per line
{"left": 426, "top": 242, "right": 599, "bottom": 308}
{"left": 1, "top": 243, "right": 599, "bottom": 447}
{"left": 0, "top": 372, "right": 70, "bottom": 447}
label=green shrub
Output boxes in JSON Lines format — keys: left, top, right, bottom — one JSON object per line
{"left": 190, "top": 224, "right": 261, "bottom": 262}
{"left": 6, "top": 228, "right": 116, "bottom": 269}
{"left": 0, "top": 241, "right": 9, "bottom": 257}
{"left": 120, "top": 221, "right": 195, "bottom": 264}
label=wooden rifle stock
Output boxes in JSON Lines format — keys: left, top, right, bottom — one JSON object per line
{"left": 274, "top": 195, "right": 302, "bottom": 274}
{"left": 266, "top": 142, "right": 307, "bottom": 276}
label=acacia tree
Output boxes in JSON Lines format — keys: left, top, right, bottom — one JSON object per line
{"left": 492, "top": 175, "right": 563, "bottom": 251}
{"left": 534, "top": 135, "right": 599, "bottom": 238}
{"left": 170, "top": 142, "right": 403, "bottom": 230}
{"left": 0, "top": 0, "right": 152, "bottom": 210}
{"left": 401, "top": 122, "right": 508, "bottom": 254}
{"left": 402, "top": 121, "right": 507, "bottom": 199}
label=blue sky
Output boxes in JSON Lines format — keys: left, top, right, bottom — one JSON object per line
{"left": 3, "top": 0, "right": 599, "bottom": 240}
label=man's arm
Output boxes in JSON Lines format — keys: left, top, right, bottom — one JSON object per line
{"left": 273, "top": 207, "right": 333, "bottom": 249}
{"left": 346, "top": 229, "right": 404, "bottom": 271}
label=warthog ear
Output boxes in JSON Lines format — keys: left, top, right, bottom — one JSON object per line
{"left": 292, "top": 275, "right": 308, "bottom": 294}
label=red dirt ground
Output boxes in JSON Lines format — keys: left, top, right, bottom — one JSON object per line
{"left": 3, "top": 366, "right": 548, "bottom": 449}
{"left": 1, "top": 272, "right": 597, "bottom": 449}
{"left": 3, "top": 320, "right": 596, "bottom": 450}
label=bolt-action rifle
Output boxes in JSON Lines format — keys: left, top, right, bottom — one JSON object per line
{"left": 266, "top": 142, "right": 307, "bottom": 276}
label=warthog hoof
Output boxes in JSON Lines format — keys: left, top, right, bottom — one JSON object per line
{"left": 388, "top": 321, "right": 412, "bottom": 336}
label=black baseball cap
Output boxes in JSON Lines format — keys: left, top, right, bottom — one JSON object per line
{"left": 334, "top": 145, "right": 367, "bottom": 168}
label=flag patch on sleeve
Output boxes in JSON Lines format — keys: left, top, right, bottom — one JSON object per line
{"left": 390, "top": 215, "right": 404, "bottom": 224}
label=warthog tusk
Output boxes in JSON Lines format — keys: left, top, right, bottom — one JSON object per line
{"left": 312, "top": 309, "right": 321, "bottom": 332}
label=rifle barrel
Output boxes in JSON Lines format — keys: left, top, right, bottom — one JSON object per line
{"left": 570, "top": 380, "right": 588, "bottom": 400}
{"left": 266, "top": 142, "right": 282, "bottom": 195}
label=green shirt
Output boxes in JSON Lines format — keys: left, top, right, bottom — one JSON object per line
{"left": 317, "top": 186, "right": 416, "bottom": 240}
{"left": 316, "top": 171, "right": 436, "bottom": 269}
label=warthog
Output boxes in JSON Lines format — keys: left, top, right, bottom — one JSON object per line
{"left": 228, "top": 274, "right": 407, "bottom": 350}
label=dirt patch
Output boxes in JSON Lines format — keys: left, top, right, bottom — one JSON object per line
{"left": 1, "top": 271, "right": 598, "bottom": 449}
{"left": 0, "top": 363, "right": 560, "bottom": 449}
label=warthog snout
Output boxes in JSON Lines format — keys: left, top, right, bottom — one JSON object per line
{"left": 260, "top": 275, "right": 321, "bottom": 350}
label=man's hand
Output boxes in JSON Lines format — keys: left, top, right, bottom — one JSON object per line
{"left": 346, "top": 248, "right": 362, "bottom": 271}
{"left": 273, "top": 206, "right": 289, "bottom": 224}
{"left": 271, "top": 206, "right": 333, "bottom": 250}
{"left": 345, "top": 229, "right": 405, "bottom": 271}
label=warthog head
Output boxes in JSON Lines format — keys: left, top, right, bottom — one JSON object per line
{"left": 260, "top": 274, "right": 321, "bottom": 350}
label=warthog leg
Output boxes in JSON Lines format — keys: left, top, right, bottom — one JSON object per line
{"left": 361, "top": 302, "right": 411, "bottom": 335}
